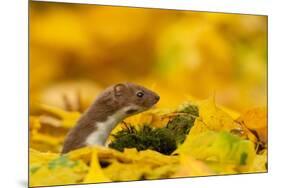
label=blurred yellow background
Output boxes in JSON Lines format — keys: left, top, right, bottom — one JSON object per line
{"left": 29, "top": 1, "right": 267, "bottom": 114}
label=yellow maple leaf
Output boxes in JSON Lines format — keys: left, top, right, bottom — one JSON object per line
{"left": 188, "top": 98, "right": 242, "bottom": 138}
{"left": 186, "top": 97, "right": 258, "bottom": 144}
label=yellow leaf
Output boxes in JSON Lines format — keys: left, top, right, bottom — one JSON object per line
{"left": 219, "top": 105, "right": 240, "bottom": 119}
{"left": 126, "top": 148, "right": 179, "bottom": 167}
{"left": 188, "top": 98, "right": 242, "bottom": 137}
{"left": 145, "top": 164, "right": 178, "bottom": 180}
{"left": 40, "top": 104, "right": 81, "bottom": 128}
{"left": 176, "top": 131, "right": 256, "bottom": 167}
{"left": 29, "top": 149, "right": 59, "bottom": 166}
{"left": 172, "top": 154, "right": 215, "bottom": 178}
{"left": 96, "top": 147, "right": 133, "bottom": 163}
{"left": 205, "top": 161, "right": 237, "bottom": 175}
{"left": 111, "top": 109, "right": 169, "bottom": 138}
{"left": 103, "top": 161, "right": 152, "bottom": 181}
{"left": 83, "top": 148, "right": 111, "bottom": 183}
{"left": 31, "top": 130, "right": 63, "bottom": 146}
{"left": 67, "top": 147, "right": 93, "bottom": 164}
{"left": 29, "top": 116, "right": 41, "bottom": 130}
{"left": 30, "top": 154, "right": 88, "bottom": 187}
{"left": 248, "top": 150, "right": 267, "bottom": 173}
{"left": 237, "top": 107, "right": 267, "bottom": 144}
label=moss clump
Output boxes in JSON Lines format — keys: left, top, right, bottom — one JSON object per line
{"left": 109, "top": 125, "right": 177, "bottom": 155}
{"left": 109, "top": 104, "right": 199, "bottom": 155}
{"left": 166, "top": 104, "right": 199, "bottom": 144}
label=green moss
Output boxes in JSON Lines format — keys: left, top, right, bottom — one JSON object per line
{"left": 179, "top": 104, "right": 199, "bottom": 116}
{"left": 109, "top": 125, "right": 177, "bottom": 155}
{"left": 166, "top": 104, "right": 199, "bottom": 144}
{"left": 109, "top": 104, "right": 199, "bottom": 155}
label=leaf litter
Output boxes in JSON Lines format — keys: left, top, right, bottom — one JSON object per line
{"left": 29, "top": 98, "right": 267, "bottom": 187}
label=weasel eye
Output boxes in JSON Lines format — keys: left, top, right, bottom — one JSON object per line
{"left": 136, "top": 91, "right": 144, "bottom": 98}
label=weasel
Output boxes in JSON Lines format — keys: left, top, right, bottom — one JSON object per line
{"left": 61, "top": 82, "right": 160, "bottom": 154}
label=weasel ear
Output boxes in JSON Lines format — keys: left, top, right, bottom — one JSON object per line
{"left": 113, "top": 83, "right": 127, "bottom": 97}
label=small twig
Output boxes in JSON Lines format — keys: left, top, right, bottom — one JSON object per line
{"left": 121, "top": 121, "right": 131, "bottom": 132}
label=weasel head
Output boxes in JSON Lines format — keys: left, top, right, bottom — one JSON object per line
{"left": 113, "top": 82, "right": 160, "bottom": 115}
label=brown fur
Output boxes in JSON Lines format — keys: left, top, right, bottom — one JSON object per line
{"left": 61, "top": 82, "right": 159, "bottom": 154}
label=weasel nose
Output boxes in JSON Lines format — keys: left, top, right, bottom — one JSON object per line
{"left": 154, "top": 95, "right": 160, "bottom": 101}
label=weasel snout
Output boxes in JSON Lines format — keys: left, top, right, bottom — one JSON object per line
{"left": 154, "top": 95, "right": 160, "bottom": 103}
